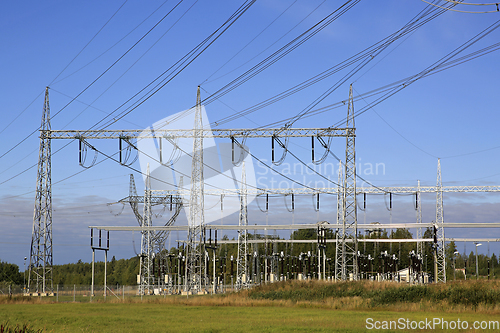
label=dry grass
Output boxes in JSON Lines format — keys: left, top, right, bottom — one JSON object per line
{"left": 4, "top": 279, "right": 500, "bottom": 314}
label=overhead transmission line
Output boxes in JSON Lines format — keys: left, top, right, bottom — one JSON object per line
{"left": 200, "top": 0, "right": 361, "bottom": 107}
{"left": 271, "top": 1, "right": 457, "bottom": 129}
{"left": 201, "top": 0, "right": 300, "bottom": 84}
{"left": 93, "top": 0, "right": 256, "bottom": 130}
{"left": 0, "top": 1, "right": 128, "bottom": 139}
{"left": 51, "top": 0, "right": 172, "bottom": 85}
{"left": 0, "top": 1, "right": 253, "bottom": 187}
{"left": 202, "top": 0, "right": 328, "bottom": 85}
{"left": 233, "top": 5, "right": 500, "bottom": 195}
{"left": 61, "top": 0, "right": 199, "bottom": 130}
{"left": 102, "top": 6, "right": 500, "bottom": 198}
{"left": 255, "top": 21, "right": 500, "bottom": 190}
{"left": 258, "top": 38, "right": 500, "bottom": 129}
{"left": 49, "top": 0, "right": 129, "bottom": 85}
{"left": 0, "top": 0, "right": 186, "bottom": 163}
{"left": 152, "top": 0, "right": 359, "bottom": 130}
{"left": 207, "top": 1, "right": 454, "bottom": 128}
{"left": 421, "top": 0, "right": 500, "bottom": 13}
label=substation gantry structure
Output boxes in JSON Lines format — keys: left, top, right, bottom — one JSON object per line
{"left": 28, "top": 86, "right": 358, "bottom": 294}
{"left": 27, "top": 85, "right": 500, "bottom": 294}
{"left": 117, "top": 171, "right": 184, "bottom": 294}
{"left": 149, "top": 182, "right": 500, "bottom": 285}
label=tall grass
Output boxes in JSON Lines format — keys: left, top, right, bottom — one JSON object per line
{"left": 0, "top": 323, "right": 42, "bottom": 333}
{"left": 248, "top": 279, "right": 500, "bottom": 311}
{"left": 3, "top": 280, "right": 500, "bottom": 313}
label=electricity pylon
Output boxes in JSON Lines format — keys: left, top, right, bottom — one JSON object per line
{"left": 28, "top": 87, "right": 53, "bottom": 295}
{"left": 139, "top": 164, "right": 153, "bottom": 294}
{"left": 335, "top": 84, "right": 358, "bottom": 281}
{"left": 435, "top": 159, "right": 446, "bottom": 282}
{"left": 236, "top": 162, "right": 248, "bottom": 289}
{"left": 185, "top": 86, "right": 206, "bottom": 293}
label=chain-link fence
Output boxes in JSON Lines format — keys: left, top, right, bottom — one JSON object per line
{"left": 0, "top": 284, "right": 138, "bottom": 302}
{"left": 0, "top": 283, "right": 250, "bottom": 302}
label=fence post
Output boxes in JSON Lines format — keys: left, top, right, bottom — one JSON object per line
{"left": 56, "top": 285, "right": 59, "bottom": 302}
{"left": 73, "top": 284, "right": 76, "bottom": 302}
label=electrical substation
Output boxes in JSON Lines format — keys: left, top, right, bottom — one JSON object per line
{"left": 26, "top": 85, "right": 500, "bottom": 296}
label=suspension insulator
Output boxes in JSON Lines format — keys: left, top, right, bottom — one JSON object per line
{"left": 119, "top": 138, "right": 122, "bottom": 164}
{"left": 311, "top": 136, "right": 315, "bottom": 163}
{"left": 271, "top": 136, "right": 275, "bottom": 163}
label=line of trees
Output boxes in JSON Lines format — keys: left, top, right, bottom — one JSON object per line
{"left": 0, "top": 261, "right": 23, "bottom": 286}
{"left": 1, "top": 228, "right": 498, "bottom": 286}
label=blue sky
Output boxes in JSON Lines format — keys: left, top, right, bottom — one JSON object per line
{"left": 1, "top": 1, "right": 500, "bottom": 268}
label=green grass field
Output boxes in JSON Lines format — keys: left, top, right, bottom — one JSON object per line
{"left": 2, "top": 300, "right": 500, "bottom": 332}
{"left": 3, "top": 280, "right": 500, "bottom": 332}
{"left": 1, "top": 302, "right": 500, "bottom": 332}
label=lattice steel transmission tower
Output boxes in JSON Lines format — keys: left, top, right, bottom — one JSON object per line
{"left": 236, "top": 162, "right": 248, "bottom": 289}
{"left": 28, "top": 87, "right": 53, "bottom": 295}
{"left": 185, "top": 86, "right": 206, "bottom": 293}
{"left": 334, "top": 161, "right": 344, "bottom": 281}
{"left": 435, "top": 159, "right": 446, "bottom": 282}
{"left": 335, "top": 84, "right": 358, "bottom": 281}
{"left": 139, "top": 164, "right": 154, "bottom": 294}
{"left": 128, "top": 174, "right": 143, "bottom": 223}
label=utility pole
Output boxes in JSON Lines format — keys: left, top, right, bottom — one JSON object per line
{"left": 28, "top": 87, "right": 53, "bottom": 295}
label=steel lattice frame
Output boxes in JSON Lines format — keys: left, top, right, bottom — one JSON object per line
{"left": 334, "top": 161, "right": 344, "bottom": 281}
{"left": 236, "top": 162, "right": 248, "bottom": 289}
{"left": 31, "top": 85, "right": 500, "bottom": 287}
{"left": 151, "top": 185, "right": 500, "bottom": 197}
{"left": 185, "top": 87, "right": 206, "bottom": 293}
{"left": 139, "top": 165, "right": 154, "bottom": 294}
{"left": 436, "top": 159, "right": 446, "bottom": 283}
{"left": 336, "top": 85, "right": 358, "bottom": 281}
{"left": 28, "top": 87, "right": 53, "bottom": 294}
{"left": 121, "top": 173, "right": 183, "bottom": 293}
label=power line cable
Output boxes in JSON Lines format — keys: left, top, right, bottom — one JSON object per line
{"left": 61, "top": 0, "right": 199, "bottom": 130}
{"left": 0, "top": 1, "right": 255, "bottom": 192}
{"left": 0, "top": 1, "right": 185, "bottom": 163}
{"left": 200, "top": 0, "right": 300, "bottom": 85}
{"left": 51, "top": 0, "right": 171, "bottom": 85}
{"left": 257, "top": 38, "right": 500, "bottom": 129}
{"left": 93, "top": 0, "right": 256, "bottom": 130}
{"left": 421, "top": 0, "right": 500, "bottom": 13}
{"left": 208, "top": 1, "right": 451, "bottom": 127}
{"left": 202, "top": 0, "right": 361, "bottom": 107}
{"left": 49, "top": 0, "right": 129, "bottom": 85}
{"left": 0, "top": 1, "right": 128, "bottom": 139}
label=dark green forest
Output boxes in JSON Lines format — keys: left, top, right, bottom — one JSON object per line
{"left": 1, "top": 228, "right": 499, "bottom": 286}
